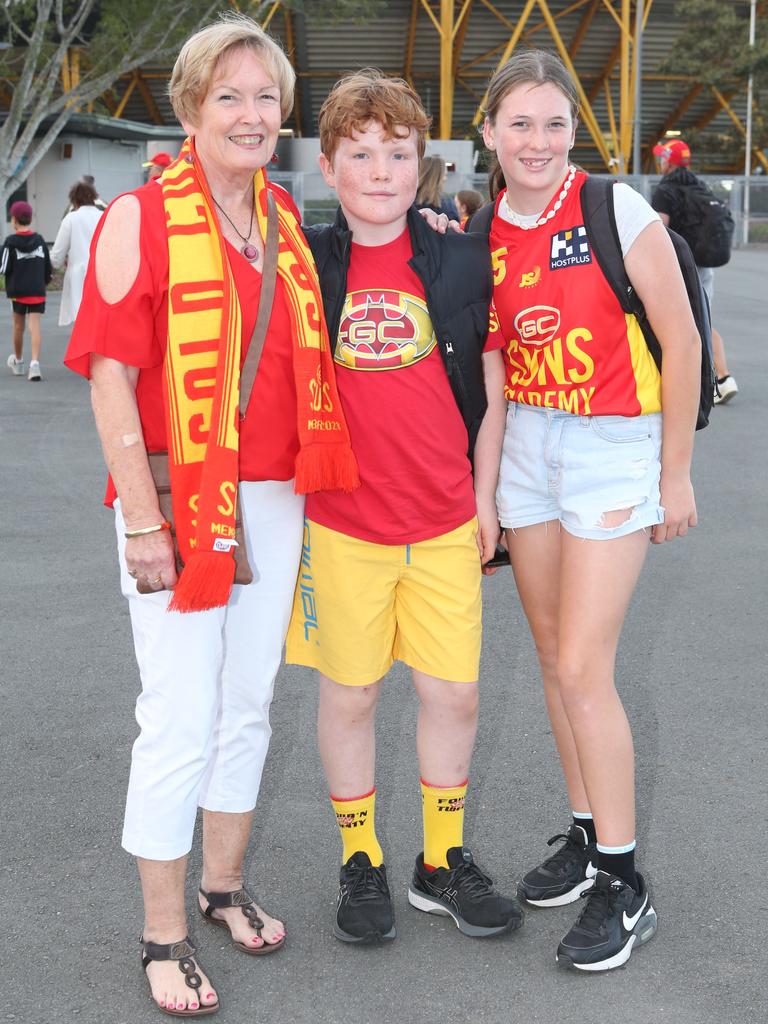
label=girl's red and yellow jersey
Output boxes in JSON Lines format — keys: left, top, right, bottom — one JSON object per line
{"left": 488, "top": 171, "right": 661, "bottom": 417}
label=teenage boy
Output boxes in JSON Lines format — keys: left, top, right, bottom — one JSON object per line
{"left": 286, "top": 70, "right": 520, "bottom": 944}
{"left": 2, "top": 200, "right": 51, "bottom": 381}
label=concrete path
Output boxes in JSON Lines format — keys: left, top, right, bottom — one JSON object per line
{"left": 1, "top": 250, "right": 765, "bottom": 1024}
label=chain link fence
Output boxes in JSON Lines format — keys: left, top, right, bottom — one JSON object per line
{"left": 271, "top": 170, "right": 768, "bottom": 245}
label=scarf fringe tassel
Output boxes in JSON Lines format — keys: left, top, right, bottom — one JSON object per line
{"left": 295, "top": 445, "right": 361, "bottom": 495}
{"left": 169, "top": 551, "right": 236, "bottom": 613}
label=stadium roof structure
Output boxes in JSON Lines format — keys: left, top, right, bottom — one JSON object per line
{"left": 63, "top": 0, "right": 766, "bottom": 173}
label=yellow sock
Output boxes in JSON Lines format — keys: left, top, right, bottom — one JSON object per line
{"left": 421, "top": 778, "right": 468, "bottom": 870}
{"left": 330, "top": 788, "right": 384, "bottom": 866}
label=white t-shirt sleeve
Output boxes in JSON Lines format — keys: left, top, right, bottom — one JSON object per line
{"left": 612, "top": 182, "right": 660, "bottom": 258}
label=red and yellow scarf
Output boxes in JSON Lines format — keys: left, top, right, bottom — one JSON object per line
{"left": 160, "top": 139, "right": 358, "bottom": 613}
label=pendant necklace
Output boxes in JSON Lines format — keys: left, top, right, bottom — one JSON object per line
{"left": 211, "top": 193, "right": 259, "bottom": 262}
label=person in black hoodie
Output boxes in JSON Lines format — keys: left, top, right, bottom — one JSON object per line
{"left": 285, "top": 70, "right": 520, "bottom": 947}
{"left": 651, "top": 139, "right": 737, "bottom": 405}
{"left": 2, "top": 200, "right": 51, "bottom": 381}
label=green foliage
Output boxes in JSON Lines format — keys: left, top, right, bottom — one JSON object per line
{"left": 661, "top": 0, "right": 768, "bottom": 159}
{"left": 661, "top": 1, "right": 767, "bottom": 89}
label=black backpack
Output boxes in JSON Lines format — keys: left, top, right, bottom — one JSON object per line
{"left": 674, "top": 178, "right": 734, "bottom": 268}
{"left": 467, "top": 176, "right": 715, "bottom": 430}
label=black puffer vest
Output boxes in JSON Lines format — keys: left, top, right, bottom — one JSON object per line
{"left": 305, "top": 205, "right": 493, "bottom": 459}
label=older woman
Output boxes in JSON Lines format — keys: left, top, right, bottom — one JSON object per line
{"left": 51, "top": 180, "right": 103, "bottom": 326}
{"left": 65, "top": 15, "right": 357, "bottom": 1018}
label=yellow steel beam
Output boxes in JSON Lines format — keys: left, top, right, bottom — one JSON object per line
{"left": 61, "top": 50, "right": 71, "bottom": 93}
{"left": 452, "top": 0, "right": 473, "bottom": 119}
{"left": 476, "top": 0, "right": 517, "bottom": 32}
{"left": 619, "top": 0, "right": 631, "bottom": 167}
{"left": 419, "top": 0, "right": 443, "bottom": 35}
{"left": 453, "top": 0, "right": 473, "bottom": 42}
{"left": 404, "top": 0, "right": 420, "bottom": 84}
{"left": 439, "top": 0, "right": 455, "bottom": 137}
{"left": 113, "top": 73, "right": 138, "bottom": 119}
{"left": 71, "top": 48, "right": 80, "bottom": 90}
{"left": 693, "top": 88, "right": 738, "bottom": 130}
{"left": 600, "top": 0, "right": 626, "bottom": 34}
{"left": 523, "top": 0, "right": 600, "bottom": 41}
{"left": 710, "top": 85, "right": 768, "bottom": 173}
{"left": 101, "top": 90, "right": 117, "bottom": 116}
{"left": 260, "top": 1, "right": 281, "bottom": 30}
{"left": 135, "top": 69, "right": 165, "bottom": 125}
{"left": 534, "top": 0, "right": 614, "bottom": 169}
{"left": 472, "top": 0, "right": 537, "bottom": 125}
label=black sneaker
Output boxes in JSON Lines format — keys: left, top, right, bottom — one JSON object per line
{"left": 517, "top": 824, "right": 598, "bottom": 907}
{"left": 556, "top": 870, "right": 657, "bottom": 972}
{"left": 408, "top": 847, "right": 524, "bottom": 937}
{"left": 333, "top": 851, "right": 396, "bottom": 943}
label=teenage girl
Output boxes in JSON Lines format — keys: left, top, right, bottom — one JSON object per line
{"left": 480, "top": 51, "right": 699, "bottom": 972}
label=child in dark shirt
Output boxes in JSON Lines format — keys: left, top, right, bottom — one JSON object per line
{"left": 2, "top": 200, "right": 52, "bottom": 381}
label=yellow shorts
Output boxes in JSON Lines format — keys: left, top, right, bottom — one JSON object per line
{"left": 285, "top": 517, "right": 482, "bottom": 686}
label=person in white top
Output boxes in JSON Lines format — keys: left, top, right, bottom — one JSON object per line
{"left": 50, "top": 181, "right": 103, "bottom": 326}
{"left": 480, "top": 49, "right": 700, "bottom": 974}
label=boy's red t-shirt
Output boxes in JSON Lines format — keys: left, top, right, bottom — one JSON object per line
{"left": 306, "top": 227, "right": 492, "bottom": 546}
{"left": 65, "top": 181, "right": 300, "bottom": 505}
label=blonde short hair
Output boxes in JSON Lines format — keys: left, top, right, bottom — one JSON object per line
{"left": 169, "top": 13, "right": 295, "bottom": 125}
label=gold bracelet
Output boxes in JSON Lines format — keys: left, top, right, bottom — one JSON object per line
{"left": 124, "top": 520, "right": 172, "bottom": 539}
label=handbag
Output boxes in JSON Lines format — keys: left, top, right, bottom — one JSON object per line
{"left": 137, "top": 191, "right": 279, "bottom": 593}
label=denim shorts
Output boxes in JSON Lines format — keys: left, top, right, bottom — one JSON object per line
{"left": 496, "top": 404, "right": 664, "bottom": 541}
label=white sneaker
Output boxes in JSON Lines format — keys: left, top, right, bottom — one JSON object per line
{"left": 28, "top": 360, "right": 41, "bottom": 381}
{"left": 714, "top": 375, "right": 738, "bottom": 405}
{"left": 6, "top": 353, "right": 24, "bottom": 376}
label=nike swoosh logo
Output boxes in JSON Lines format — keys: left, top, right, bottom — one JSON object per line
{"left": 623, "top": 895, "right": 648, "bottom": 931}
{"left": 586, "top": 861, "right": 598, "bottom": 879}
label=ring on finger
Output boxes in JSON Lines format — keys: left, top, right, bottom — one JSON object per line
{"left": 128, "top": 569, "right": 138, "bottom": 578}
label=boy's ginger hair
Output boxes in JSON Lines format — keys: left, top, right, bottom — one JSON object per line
{"left": 318, "top": 69, "right": 431, "bottom": 164}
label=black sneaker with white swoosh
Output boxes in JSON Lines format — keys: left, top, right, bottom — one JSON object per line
{"left": 517, "top": 824, "right": 598, "bottom": 907}
{"left": 556, "top": 870, "right": 657, "bottom": 971}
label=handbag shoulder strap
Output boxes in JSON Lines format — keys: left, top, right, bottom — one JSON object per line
{"left": 239, "top": 189, "right": 279, "bottom": 419}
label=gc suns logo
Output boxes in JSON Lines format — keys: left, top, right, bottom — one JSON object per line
{"left": 550, "top": 226, "right": 591, "bottom": 270}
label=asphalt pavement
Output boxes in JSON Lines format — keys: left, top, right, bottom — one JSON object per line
{"left": 1, "top": 250, "right": 765, "bottom": 1024}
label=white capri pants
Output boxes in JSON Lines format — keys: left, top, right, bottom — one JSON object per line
{"left": 115, "top": 479, "right": 305, "bottom": 860}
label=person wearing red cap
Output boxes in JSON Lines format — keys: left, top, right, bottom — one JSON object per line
{"left": 2, "top": 200, "right": 52, "bottom": 380}
{"left": 652, "top": 139, "right": 738, "bottom": 405}
{"left": 142, "top": 150, "right": 174, "bottom": 181}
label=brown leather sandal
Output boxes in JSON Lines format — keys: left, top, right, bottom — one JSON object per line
{"left": 141, "top": 937, "right": 219, "bottom": 1018}
{"left": 198, "top": 886, "right": 285, "bottom": 955}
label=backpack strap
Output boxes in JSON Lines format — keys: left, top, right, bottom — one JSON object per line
{"left": 580, "top": 176, "right": 662, "bottom": 369}
{"left": 579, "top": 176, "right": 635, "bottom": 315}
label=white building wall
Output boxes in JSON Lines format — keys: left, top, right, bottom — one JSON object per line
{"left": 25, "top": 136, "right": 180, "bottom": 241}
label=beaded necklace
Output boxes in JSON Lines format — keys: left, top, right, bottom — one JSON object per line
{"left": 502, "top": 165, "right": 577, "bottom": 230}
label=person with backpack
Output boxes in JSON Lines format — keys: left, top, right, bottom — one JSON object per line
{"left": 651, "top": 138, "right": 738, "bottom": 405}
{"left": 2, "top": 200, "right": 51, "bottom": 381}
{"left": 476, "top": 50, "right": 700, "bottom": 972}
